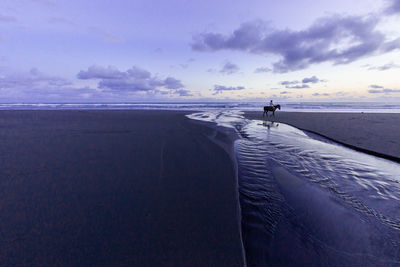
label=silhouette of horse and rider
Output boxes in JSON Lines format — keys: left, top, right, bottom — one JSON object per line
{"left": 263, "top": 100, "right": 281, "bottom": 117}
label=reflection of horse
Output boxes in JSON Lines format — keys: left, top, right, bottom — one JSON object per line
{"left": 262, "top": 121, "right": 279, "bottom": 129}
{"left": 263, "top": 104, "right": 281, "bottom": 117}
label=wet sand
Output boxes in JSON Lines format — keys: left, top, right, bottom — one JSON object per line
{"left": 0, "top": 110, "right": 244, "bottom": 266}
{"left": 190, "top": 110, "right": 400, "bottom": 266}
{"left": 244, "top": 111, "right": 400, "bottom": 161}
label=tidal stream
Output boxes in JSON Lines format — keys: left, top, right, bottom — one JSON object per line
{"left": 188, "top": 110, "right": 400, "bottom": 266}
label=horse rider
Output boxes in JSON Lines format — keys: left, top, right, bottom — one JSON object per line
{"left": 269, "top": 100, "right": 274, "bottom": 106}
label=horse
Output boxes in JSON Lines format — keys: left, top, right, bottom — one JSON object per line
{"left": 263, "top": 104, "right": 281, "bottom": 117}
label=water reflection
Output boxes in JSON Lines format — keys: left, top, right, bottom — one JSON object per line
{"left": 188, "top": 111, "right": 400, "bottom": 266}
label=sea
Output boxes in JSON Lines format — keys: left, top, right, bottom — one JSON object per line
{"left": 1, "top": 101, "right": 400, "bottom": 112}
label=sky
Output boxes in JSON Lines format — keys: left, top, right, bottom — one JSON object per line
{"left": 0, "top": 0, "right": 399, "bottom": 103}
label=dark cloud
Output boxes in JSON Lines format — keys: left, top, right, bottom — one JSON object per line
{"left": 254, "top": 67, "right": 272, "bottom": 73}
{"left": 78, "top": 65, "right": 186, "bottom": 93}
{"left": 385, "top": 0, "right": 400, "bottom": 14}
{"left": 174, "top": 89, "right": 193, "bottom": 96}
{"left": 366, "top": 62, "right": 400, "bottom": 71}
{"left": 192, "top": 15, "right": 400, "bottom": 72}
{"left": 280, "top": 75, "right": 324, "bottom": 88}
{"left": 280, "top": 80, "right": 299, "bottom": 86}
{"left": 220, "top": 62, "right": 239, "bottom": 74}
{"left": 212, "top": 85, "right": 245, "bottom": 94}
{"left": 280, "top": 91, "right": 291, "bottom": 94}
{"left": 302, "top": 76, "right": 322, "bottom": 84}
{"left": 164, "top": 77, "right": 184, "bottom": 89}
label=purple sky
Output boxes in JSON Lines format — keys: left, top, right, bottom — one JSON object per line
{"left": 0, "top": 0, "right": 399, "bottom": 102}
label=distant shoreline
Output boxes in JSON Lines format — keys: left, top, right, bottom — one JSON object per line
{"left": 1, "top": 102, "right": 400, "bottom": 113}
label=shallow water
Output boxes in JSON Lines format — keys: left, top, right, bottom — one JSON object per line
{"left": 188, "top": 110, "right": 400, "bottom": 267}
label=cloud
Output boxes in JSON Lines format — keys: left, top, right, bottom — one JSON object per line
{"left": 366, "top": 62, "right": 400, "bottom": 71}
{"left": 286, "top": 84, "right": 310, "bottom": 89}
{"left": 280, "top": 91, "right": 291, "bottom": 94}
{"left": 279, "top": 75, "right": 325, "bottom": 88}
{"left": 206, "top": 68, "right": 217, "bottom": 73}
{"left": 78, "top": 65, "right": 186, "bottom": 93}
{"left": 77, "top": 65, "right": 130, "bottom": 80}
{"left": 368, "top": 88, "right": 400, "bottom": 93}
{"left": 385, "top": 0, "right": 400, "bottom": 14}
{"left": 192, "top": 15, "right": 400, "bottom": 72}
{"left": 0, "top": 68, "right": 100, "bottom": 102}
{"left": 368, "top": 86, "right": 400, "bottom": 93}
{"left": 280, "top": 80, "right": 299, "bottom": 86}
{"left": 0, "top": 68, "right": 71, "bottom": 90}
{"left": 302, "top": 76, "right": 322, "bottom": 84}
{"left": 254, "top": 67, "right": 272, "bottom": 73}
{"left": 335, "top": 91, "right": 349, "bottom": 97}
{"left": 0, "top": 14, "right": 17, "bottom": 23}
{"left": 164, "top": 77, "right": 184, "bottom": 89}
{"left": 369, "top": 84, "right": 384, "bottom": 89}
{"left": 48, "top": 17, "right": 75, "bottom": 26}
{"left": 174, "top": 89, "right": 193, "bottom": 96}
{"left": 212, "top": 84, "right": 245, "bottom": 94}
{"left": 220, "top": 62, "right": 239, "bottom": 74}
{"left": 313, "top": 93, "right": 330, "bottom": 96}
{"left": 0, "top": 66, "right": 191, "bottom": 101}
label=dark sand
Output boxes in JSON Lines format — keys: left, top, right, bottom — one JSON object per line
{"left": 0, "top": 110, "right": 244, "bottom": 266}
{"left": 245, "top": 111, "right": 400, "bottom": 160}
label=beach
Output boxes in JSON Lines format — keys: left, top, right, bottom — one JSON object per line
{"left": 244, "top": 111, "right": 400, "bottom": 161}
{"left": 0, "top": 110, "right": 244, "bottom": 266}
{"left": 2, "top": 109, "right": 400, "bottom": 266}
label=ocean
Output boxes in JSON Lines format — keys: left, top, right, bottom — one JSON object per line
{"left": 1, "top": 102, "right": 400, "bottom": 112}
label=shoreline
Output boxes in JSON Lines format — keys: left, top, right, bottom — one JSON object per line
{"left": 244, "top": 111, "right": 400, "bottom": 162}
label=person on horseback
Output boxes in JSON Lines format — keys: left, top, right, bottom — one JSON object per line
{"left": 263, "top": 101, "right": 280, "bottom": 117}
